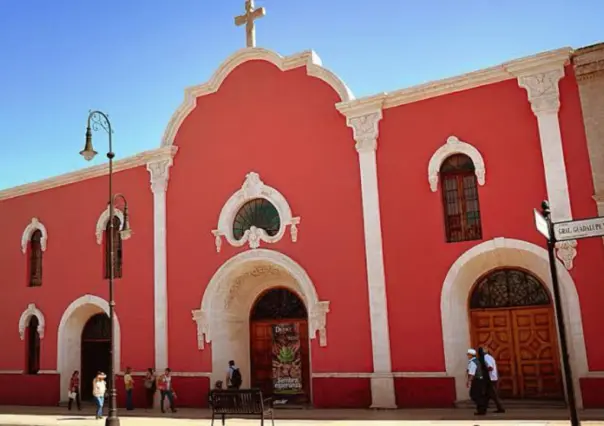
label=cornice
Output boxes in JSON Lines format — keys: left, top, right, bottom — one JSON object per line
{"left": 572, "top": 43, "right": 604, "bottom": 81}
{"left": 336, "top": 47, "right": 573, "bottom": 112}
{"left": 0, "top": 146, "right": 178, "bottom": 202}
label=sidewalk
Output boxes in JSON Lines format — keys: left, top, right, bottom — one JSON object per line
{"left": 0, "top": 406, "right": 602, "bottom": 426}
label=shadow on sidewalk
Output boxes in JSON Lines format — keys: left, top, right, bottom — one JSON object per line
{"left": 0, "top": 405, "right": 602, "bottom": 422}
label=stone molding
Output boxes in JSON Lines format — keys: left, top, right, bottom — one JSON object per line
{"left": 427, "top": 136, "right": 486, "bottom": 192}
{"left": 517, "top": 68, "right": 565, "bottom": 115}
{"left": 0, "top": 146, "right": 176, "bottom": 202}
{"left": 192, "top": 249, "right": 329, "bottom": 349}
{"left": 161, "top": 47, "right": 354, "bottom": 147}
{"left": 211, "top": 172, "right": 300, "bottom": 252}
{"left": 336, "top": 47, "right": 571, "bottom": 112}
{"left": 95, "top": 206, "right": 129, "bottom": 245}
{"left": 147, "top": 148, "right": 178, "bottom": 194}
{"left": 441, "top": 237, "right": 588, "bottom": 408}
{"left": 21, "top": 217, "right": 48, "bottom": 254}
{"left": 18, "top": 303, "right": 45, "bottom": 340}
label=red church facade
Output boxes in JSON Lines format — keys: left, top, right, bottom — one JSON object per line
{"left": 1, "top": 44, "right": 603, "bottom": 409}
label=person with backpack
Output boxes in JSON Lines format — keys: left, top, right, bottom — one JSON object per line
{"left": 226, "top": 360, "right": 242, "bottom": 389}
{"left": 466, "top": 348, "right": 489, "bottom": 415}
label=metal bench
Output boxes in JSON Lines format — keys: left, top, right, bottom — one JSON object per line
{"left": 209, "top": 388, "right": 274, "bottom": 425}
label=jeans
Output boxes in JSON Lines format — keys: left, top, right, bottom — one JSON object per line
{"left": 160, "top": 390, "right": 175, "bottom": 412}
{"left": 94, "top": 396, "right": 104, "bottom": 417}
{"left": 126, "top": 389, "right": 133, "bottom": 410}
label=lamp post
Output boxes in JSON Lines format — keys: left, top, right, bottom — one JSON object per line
{"left": 80, "top": 110, "right": 131, "bottom": 426}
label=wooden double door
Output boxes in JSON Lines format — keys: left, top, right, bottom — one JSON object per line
{"left": 250, "top": 319, "right": 310, "bottom": 403}
{"left": 470, "top": 306, "right": 563, "bottom": 400}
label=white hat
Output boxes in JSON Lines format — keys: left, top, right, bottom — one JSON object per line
{"left": 467, "top": 348, "right": 477, "bottom": 356}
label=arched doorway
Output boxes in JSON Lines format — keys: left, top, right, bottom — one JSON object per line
{"left": 249, "top": 287, "right": 310, "bottom": 405}
{"left": 469, "top": 268, "right": 563, "bottom": 400}
{"left": 81, "top": 313, "right": 111, "bottom": 400}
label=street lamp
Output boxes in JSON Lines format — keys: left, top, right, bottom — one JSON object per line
{"left": 81, "top": 110, "right": 131, "bottom": 426}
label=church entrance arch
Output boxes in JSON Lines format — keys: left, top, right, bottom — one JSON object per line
{"left": 81, "top": 313, "right": 111, "bottom": 400}
{"left": 57, "top": 295, "right": 121, "bottom": 402}
{"left": 249, "top": 287, "right": 310, "bottom": 404}
{"left": 193, "top": 249, "right": 330, "bottom": 406}
{"left": 469, "top": 268, "right": 563, "bottom": 399}
{"left": 440, "top": 238, "right": 588, "bottom": 407}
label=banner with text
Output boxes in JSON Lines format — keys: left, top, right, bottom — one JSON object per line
{"left": 271, "top": 323, "right": 303, "bottom": 394}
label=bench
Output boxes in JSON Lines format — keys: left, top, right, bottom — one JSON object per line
{"left": 209, "top": 388, "right": 274, "bottom": 425}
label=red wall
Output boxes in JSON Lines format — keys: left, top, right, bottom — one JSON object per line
{"left": 378, "top": 65, "right": 604, "bottom": 373}
{"left": 0, "top": 166, "right": 155, "bottom": 373}
{"left": 166, "top": 59, "right": 373, "bottom": 375}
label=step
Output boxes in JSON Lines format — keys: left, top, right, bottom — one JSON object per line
{"left": 455, "top": 399, "right": 567, "bottom": 409}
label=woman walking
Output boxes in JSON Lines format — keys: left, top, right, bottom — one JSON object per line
{"left": 144, "top": 368, "right": 157, "bottom": 410}
{"left": 67, "top": 370, "right": 81, "bottom": 411}
{"left": 92, "top": 372, "right": 107, "bottom": 419}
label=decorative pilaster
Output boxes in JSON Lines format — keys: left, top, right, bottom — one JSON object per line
{"left": 147, "top": 154, "right": 175, "bottom": 373}
{"left": 516, "top": 67, "right": 577, "bottom": 269}
{"left": 342, "top": 107, "right": 396, "bottom": 409}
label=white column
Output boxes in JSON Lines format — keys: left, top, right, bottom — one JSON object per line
{"left": 147, "top": 158, "right": 174, "bottom": 372}
{"left": 345, "top": 109, "right": 396, "bottom": 409}
{"left": 517, "top": 68, "right": 577, "bottom": 269}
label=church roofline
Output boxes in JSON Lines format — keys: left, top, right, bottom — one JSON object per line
{"left": 160, "top": 47, "right": 355, "bottom": 147}
{"left": 0, "top": 146, "right": 177, "bottom": 202}
{"left": 336, "top": 47, "right": 573, "bottom": 116}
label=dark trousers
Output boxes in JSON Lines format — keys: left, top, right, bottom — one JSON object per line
{"left": 125, "top": 389, "right": 134, "bottom": 410}
{"left": 160, "top": 390, "right": 176, "bottom": 412}
{"left": 470, "top": 378, "right": 488, "bottom": 414}
{"left": 67, "top": 390, "right": 81, "bottom": 410}
{"left": 488, "top": 381, "right": 505, "bottom": 411}
{"left": 145, "top": 388, "right": 155, "bottom": 409}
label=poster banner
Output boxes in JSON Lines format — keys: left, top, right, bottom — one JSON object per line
{"left": 271, "top": 323, "right": 303, "bottom": 394}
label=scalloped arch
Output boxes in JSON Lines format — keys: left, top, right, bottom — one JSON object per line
{"left": 18, "top": 303, "right": 45, "bottom": 340}
{"left": 427, "top": 135, "right": 486, "bottom": 192}
{"left": 95, "top": 206, "right": 129, "bottom": 245}
{"left": 161, "top": 47, "right": 354, "bottom": 147}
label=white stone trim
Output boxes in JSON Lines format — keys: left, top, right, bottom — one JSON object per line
{"left": 312, "top": 372, "right": 448, "bottom": 379}
{"left": 440, "top": 237, "right": 588, "bottom": 408}
{"left": 18, "top": 303, "right": 45, "bottom": 340}
{"left": 21, "top": 218, "right": 48, "bottom": 254}
{"left": 336, "top": 47, "right": 571, "bottom": 114}
{"left": 162, "top": 47, "right": 354, "bottom": 147}
{"left": 95, "top": 206, "right": 129, "bottom": 245}
{"left": 57, "top": 294, "right": 121, "bottom": 402}
{"left": 192, "top": 249, "right": 328, "bottom": 395}
{"left": 427, "top": 136, "right": 486, "bottom": 192}
{"left": 514, "top": 65, "right": 576, "bottom": 270}
{"left": 146, "top": 153, "right": 177, "bottom": 374}
{"left": 212, "top": 172, "right": 300, "bottom": 251}
{"left": 338, "top": 107, "right": 396, "bottom": 409}
{"left": 0, "top": 146, "right": 176, "bottom": 202}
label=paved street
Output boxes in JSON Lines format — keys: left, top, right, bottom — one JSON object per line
{"left": 0, "top": 407, "right": 602, "bottom": 426}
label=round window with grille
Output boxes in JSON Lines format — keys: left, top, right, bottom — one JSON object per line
{"left": 233, "top": 199, "right": 281, "bottom": 240}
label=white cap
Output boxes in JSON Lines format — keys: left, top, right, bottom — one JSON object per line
{"left": 467, "top": 348, "right": 476, "bottom": 356}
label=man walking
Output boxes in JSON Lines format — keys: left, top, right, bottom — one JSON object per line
{"left": 485, "top": 349, "right": 505, "bottom": 413}
{"left": 226, "top": 360, "right": 242, "bottom": 389}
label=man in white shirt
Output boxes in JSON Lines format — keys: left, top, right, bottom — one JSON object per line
{"left": 484, "top": 349, "right": 505, "bottom": 413}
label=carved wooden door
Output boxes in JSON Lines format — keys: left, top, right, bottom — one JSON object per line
{"left": 250, "top": 321, "right": 273, "bottom": 396}
{"left": 511, "top": 307, "right": 563, "bottom": 399}
{"left": 470, "top": 309, "right": 517, "bottom": 397}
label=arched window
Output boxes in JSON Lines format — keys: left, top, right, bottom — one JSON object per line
{"left": 26, "top": 316, "right": 40, "bottom": 375}
{"left": 29, "top": 230, "right": 43, "bottom": 287}
{"left": 440, "top": 154, "right": 482, "bottom": 243}
{"left": 469, "top": 269, "right": 550, "bottom": 309}
{"left": 233, "top": 199, "right": 281, "bottom": 241}
{"left": 250, "top": 288, "right": 308, "bottom": 321}
{"left": 104, "top": 216, "right": 123, "bottom": 279}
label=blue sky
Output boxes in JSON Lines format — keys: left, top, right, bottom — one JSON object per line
{"left": 1, "top": 0, "right": 602, "bottom": 190}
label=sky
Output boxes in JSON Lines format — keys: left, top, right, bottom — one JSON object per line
{"left": 1, "top": 0, "right": 602, "bottom": 190}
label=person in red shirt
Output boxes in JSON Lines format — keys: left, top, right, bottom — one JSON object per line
{"left": 67, "top": 370, "right": 81, "bottom": 411}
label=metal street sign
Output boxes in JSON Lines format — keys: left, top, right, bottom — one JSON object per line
{"left": 534, "top": 209, "right": 550, "bottom": 239}
{"left": 553, "top": 216, "right": 604, "bottom": 241}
